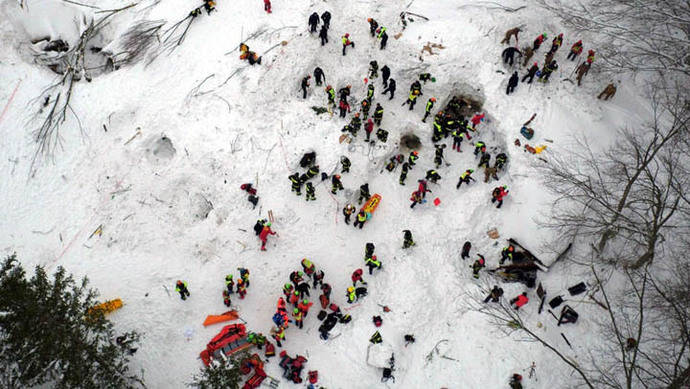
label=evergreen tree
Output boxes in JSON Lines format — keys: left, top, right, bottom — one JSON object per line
{"left": 0, "top": 254, "right": 144, "bottom": 389}
{"left": 188, "top": 352, "right": 246, "bottom": 389}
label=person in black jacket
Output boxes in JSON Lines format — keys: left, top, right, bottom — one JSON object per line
{"left": 381, "top": 65, "right": 390, "bottom": 87}
{"left": 301, "top": 75, "right": 311, "bottom": 99}
{"left": 506, "top": 71, "right": 518, "bottom": 95}
{"left": 501, "top": 46, "right": 522, "bottom": 66}
{"left": 382, "top": 78, "right": 396, "bottom": 99}
{"left": 522, "top": 62, "right": 539, "bottom": 84}
{"left": 308, "top": 12, "right": 320, "bottom": 33}
{"left": 321, "top": 11, "right": 331, "bottom": 29}
{"left": 319, "top": 25, "right": 328, "bottom": 46}
{"left": 314, "top": 67, "right": 324, "bottom": 86}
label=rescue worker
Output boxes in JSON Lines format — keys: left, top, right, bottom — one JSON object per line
{"left": 259, "top": 221, "right": 276, "bottom": 251}
{"left": 500, "top": 27, "right": 520, "bottom": 44}
{"left": 175, "top": 280, "right": 190, "bottom": 300}
{"left": 522, "top": 62, "right": 539, "bottom": 83}
{"left": 225, "top": 274, "right": 234, "bottom": 294}
{"left": 283, "top": 283, "right": 294, "bottom": 299}
{"left": 376, "top": 128, "right": 388, "bottom": 142}
{"left": 522, "top": 46, "right": 534, "bottom": 66}
{"left": 434, "top": 144, "right": 446, "bottom": 167}
{"left": 365, "top": 118, "right": 374, "bottom": 141}
{"left": 491, "top": 185, "right": 509, "bottom": 208}
{"left": 301, "top": 75, "right": 311, "bottom": 99}
{"left": 377, "top": 26, "right": 388, "bottom": 50}
{"left": 308, "top": 12, "right": 319, "bottom": 33}
{"left": 271, "top": 326, "right": 285, "bottom": 347}
{"left": 369, "top": 61, "right": 379, "bottom": 79}
{"left": 495, "top": 153, "right": 508, "bottom": 170}
{"left": 422, "top": 97, "right": 436, "bottom": 122}
{"left": 314, "top": 67, "right": 325, "bottom": 86}
{"left": 381, "top": 65, "right": 390, "bottom": 87}
{"left": 238, "top": 267, "right": 250, "bottom": 287}
{"left": 410, "top": 190, "right": 424, "bottom": 209}
{"left": 301, "top": 258, "right": 315, "bottom": 277}
{"left": 351, "top": 268, "right": 366, "bottom": 286}
{"left": 456, "top": 169, "right": 475, "bottom": 189}
{"left": 425, "top": 169, "right": 441, "bottom": 184}
{"left": 312, "top": 270, "right": 324, "bottom": 288}
{"left": 408, "top": 151, "right": 419, "bottom": 167}
{"left": 236, "top": 278, "right": 247, "bottom": 299}
{"left": 353, "top": 210, "right": 367, "bottom": 229}
{"left": 550, "top": 33, "right": 564, "bottom": 53}
{"left": 597, "top": 83, "right": 617, "bottom": 100}
{"left": 567, "top": 40, "right": 583, "bottom": 61}
{"left": 289, "top": 173, "right": 301, "bottom": 195}
{"left": 358, "top": 183, "right": 370, "bottom": 204}
{"left": 346, "top": 286, "right": 356, "bottom": 303}
{"left": 502, "top": 46, "right": 522, "bottom": 66}
{"left": 305, "top": 182, "right": 316, "bottom": 201}
{"left": 293, "top": 308, "right": 304, "bottom": 329}
{"left": 365, "top": 242, "right": 375, "bottom": 258}
{"left": 223, "top": 289, "right": 232, "bottom": 307}
{"left": 366, "top": 84, "right": 375, "bottom": 102}
{"left": 331, "top": 174, "right": 344, "bottom": 194}
{"left": 321, "top": 11, "right": 330, "bottom": 29}
{"left": 301, "top": 164, "right": 320, "bottom": 183}
{"left": 474, "top": 141, "right": 486, "bottom": 156}
{"left": 350, "top": 113, "right": 362, "bottom": 136}
{"left": 533, "top": 33, "right": 546, "bottom": 50}
{"left": 478, "top": 153, "right": 491, "bottom": 169}
{"left": 575, "top": 62, "right": 590, "bottom": 86}
{"left": 325, "top": 85, "right": 336, "bottom": 106}
{"left": 501, "top": 245, "right": 514, "bottom": 265}
{"left": 403, "top": 229, "right": 415, "bottom": 248}
{"left": 361, "top": 99, "right": 370, "bottom": 119}
{"left": 484, "top": 166, "right": 498, "bottom": 183}
{"left": 342, "top": 33, "right": 354, "bottom": 55}
{"left": 506, "top": 71, "right": 519, "bottom": 94}
{"left": 338, "top": 99, "right": 351, "bottom": 118}
{"left": 399, "top": 162, "right": 410, "bottom": 185}
{"left": 373, "top": 103, "right": 384, "bottom": 125}
{"left": 367, "top": 18, "right": 378, "bottom": 37}
{"left": 451, "top": 127, "right": 465, "bottom": 152}
{"left": 586, "top": 49, "right": 595, "bottom": 65}
{"left": 419, "top": 73, "right": 433, "bottom": 83}
{"left": 510, "top": 292, "right": 529, "bottom": 310}
{"left": 319, "top": 24, "right": 328, "bottom": 45}
{"left": 381, "top": 78, "right": 396, "bottom": 99}
{"left": 471, "top": 254, "right": 485, "bottom": 279}
{"left": 343, "top": 204, "right": 356, "bottom": 224}
{"left": 298, "top": 298, "right": 313, "bottom": 317}
{"left": 538, "top": 60, "right": 558, "bottom": 82}
{"left": 341, "top": 156, "right": 351, "bottom": 173}
{"left": 365, "top": 255, "right": 381, "bottom": 275}
{"left": 484, "top": 285, "right": 504, "bottom": 303}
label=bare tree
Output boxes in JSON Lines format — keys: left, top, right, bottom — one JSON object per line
{"left": 537, "top": 0, "right": 690, "bottom": 79}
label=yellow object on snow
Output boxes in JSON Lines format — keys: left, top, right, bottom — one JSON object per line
{"left": 535, "top": 145, "right": 547, "bottom": 154}
{"left": 88, "top": 298, "right": 123, "bottom": 316}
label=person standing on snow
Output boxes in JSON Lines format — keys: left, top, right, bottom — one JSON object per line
{"left": 308, "top": 12, "right": 320, "bottom": 33}
{"left": 263, "top": 0, "right": 271, "bottom": 13}
{"left": 399, "top": 162, "right": 410, "bottom": 185}
{"left": 456, "top": 169, "right": 475, "bottom": 189}
{"left": 406, "top": 90, "right": 421, "bottom": 110}
{"left": 365, "top": 255, "right": 382, "bottom": 275}
{"left": 321, "top": 11, "right": 331, "bottom": 29}
{"left": 331, "top": 174, "right": 344, "bottom": 194}
{"left": 567, "top": 40, "right": 583, "bottom": 61}
{"left": 409, "top": 190, "right": 424, "bottom": 209}
{"left": 305, "top": 182, "right": 316, "bottom": 201}
{"left": 338, "top": 99, "right": 351, "bottom": 118}
{"left": 365, "top": 118, "right": 374, "bottom": 141}
{"left": 381, "top": 79, "right": 396, "bottom": 99}
{"left": 471, "top": 113, "right": 485, "bottom": 130}
{"left": 175, "top": 280, "right": 190, "bottom": 300}
{"left": 478, "top": 152, "right": 491, "bottom": 169}
{"left": 422, "top": 97, "right": 436, "bottom": 122}
{"left": 500, "top": 27, "right": 521, "bottom": 44}
{"left": 425, "top": 169, "right": 441, "bottom": 184}
{"left": 259, "top": 222, "right": 276, "bottom": 251}
{"left": 314, "top": 67, "right": 325, "bottom": 86}
{"left": 522, "top": 62, "right": 539, "bottom": 84}
{"left": 484, "top": 286, "right": 504, "bottom": 303}
{"left": 325, "top": 85, "right": 336, "bottom": 107}
{"left": 491, "top": 185, "right": 509, "bottom": 208}
{"left": 377, "top": 27, "right": 388, "bottom": 50}
{"left": 301, "top": 75, "right": 311, "bottom": 99}
{"left": 408, "top": 151, "right": 419, "bottom": 168}
{"left": 373, "top": 104, "right": 384, "bottom": 125}
{"left": 549, "top": 33, "right": 564, "bottom": 53}
{"left": 353, "top": 210, "right": 367, "bottom": 229}
{"left": 575, "top": 62, "right": 590, "bottom": 86}
{"left": 522, "top": 46, "right": 535, "bottom": 66}
{"left": 461, "top": 241, "right": 471, "bottom": 259}
{"left": 343, "top": 204, "right": 356, "bottom": 224}
{"left": 358, "top": 183, "right": 371, "bottom": 204}
{"left": 451, "top": 128, "right": 465, "bottom": 152}
{"left": 434, "top": 144, "right": 446, "bottom": 167}
{"left": 351, "top": 268, "right": 366, "bottom": 286}
{"left": 369, "top": 61, "right": 379, "bottom": 79}
{"left": 381, "top": 65, "right": 391, "bottom": 87}
{"left": 319, "top": 24, "right": 328, "bottom": 46}
{"left": 225, "top": 274, "right": 234, "bottom": 294}
{"left": 367, "top": 18, "right": 378, "bottom": 36}
{"left": 341, "top": 156, "right": 351, "bottom": 173}
{"left": 402, "top": 230, "right": 415, "bottom": 248}
{"left": 538, "top": 60, "right": 558, "bottom": 83}
{"left": 236, "top": 278, "right": 247, "bottom": 299}
{"left": 533, "top": 33, "right": 546, "bottom": 50}
{"left": 506, "top": 71, "right": 519, "bottom": 94}
{"left": 598, "top": 83, "right": 617, "bottom": 100}
{"left": 342, "top": 33, "right": 355, "bottom": 55}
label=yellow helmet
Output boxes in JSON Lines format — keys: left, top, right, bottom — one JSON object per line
{"left": 348, "top": 287, "right": 354, "bottom": 293}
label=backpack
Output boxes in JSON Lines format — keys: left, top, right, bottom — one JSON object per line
{"left": 317, "top": 310, "right": 327, "bottom": 321}
{"left": 339, "top": 314, "right": 352, "bottom": 324}
{"left": 568, "top": 282, "right": 587, "bottom": 296}
{"left": 520, "top": 126, "right": 534, "bottom": 139}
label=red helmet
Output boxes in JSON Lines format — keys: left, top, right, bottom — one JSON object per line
{"left": 412, "top": 151, "right": 419, "bottom": 156}
{"left": 335, "top": 174, "right": 341, "bottom": 179}
{"left": 345, "top": 33, "right": 350, "bottom": 38}
{"left": 430, "top": 97, "right": 436, "bottom": 102}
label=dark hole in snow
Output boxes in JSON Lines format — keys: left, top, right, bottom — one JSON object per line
{"left": 152, "top": 136, "right": 176, "bottom": 160}
{"left": 400, "top": 133, "right": 422, "bottom": 150}
{"left": 446, "top": 95, "right": 483, "bottom": 118}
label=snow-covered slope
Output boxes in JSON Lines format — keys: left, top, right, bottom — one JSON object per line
{"left": 0, "top": 0, "right": 654, "bottom": 387}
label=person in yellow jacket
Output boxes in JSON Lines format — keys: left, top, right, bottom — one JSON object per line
{"left": 342, "top": 33, "right": 355, "bottom": 56}
{"left": 406, "top": 90, "right": 421, "bottom": 110}
{"left": 346, "top": 286, "right": 356, "bottom": 303}
{"left": 175, "top": 280, "right": 190, "bottom": 300}
{"left": 365, "top": 255, "right": 382, "bottom": 275}
{"left": 293, "top": 308, "right": 304, "bottom": 329}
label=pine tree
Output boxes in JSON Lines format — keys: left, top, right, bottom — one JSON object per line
{"left": 0, "top": 254, "right": 144, "bottom": 389}
{"left": 188, "top": 352, "right": 246, "bottom": 389}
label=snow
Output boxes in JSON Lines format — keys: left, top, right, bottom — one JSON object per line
{"left": 0, "top": 0, "right": 655, "bottom": 387}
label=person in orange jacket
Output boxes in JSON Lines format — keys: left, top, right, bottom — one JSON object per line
{"left": 259, "top": 222, "right": 276, "bottom": 251}
{"left": 289, "top": 290, "right": 300, "bottom": 306}
{"left": 510, "top": 292, "right": 529, "bottom": 310}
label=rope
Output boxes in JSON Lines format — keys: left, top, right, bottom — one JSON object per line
{"left": 0, "top": 80, "right": 21, "bottom": 126}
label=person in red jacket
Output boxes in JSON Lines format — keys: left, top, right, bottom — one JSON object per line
{"left": 263, "top": 0, "right": 271, "bottom": 13}
{"left": 259, "top": 222, "right": 276, "bottom": 251}
{"left": 491, "top": 185, "right": 509, "bottom": 208}
{"left": 510, "top": 292, "right": 529, "bottom": 310}
{"left": 351, "top": 268, "right": 366, "bottom": 286}
{"left": 533, "top": 33, "right": 546, "bottom": 50}
{"left": 567, "top": 40, "right": 583, "bottom": 61}
{"left": 471, "top": 113, "right": 485, "bottom": 130}
{"left": 297, "top": 299, "right": 313, "bottom": 317}
{"left": 364, "top": 118, "right": 374, "bottom": 141}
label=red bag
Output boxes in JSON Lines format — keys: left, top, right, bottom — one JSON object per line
{"left": 319, "top": 294, "right": 329, "bottom": 309}
{"left": 308, "top": 370, "right": 319, "bottom": 384}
